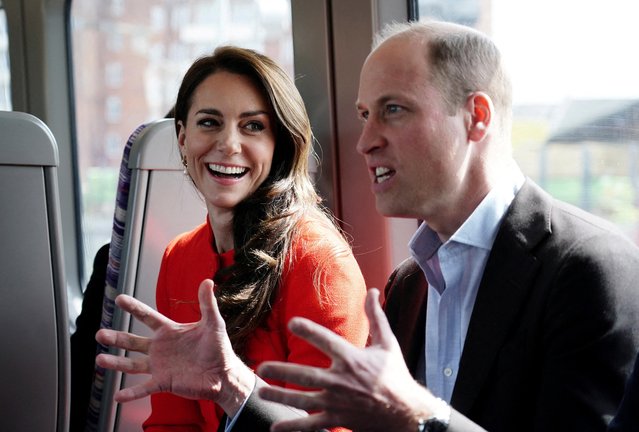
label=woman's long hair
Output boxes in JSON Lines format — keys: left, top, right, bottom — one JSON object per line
{"left": 174, "top": 46, "right": 340, "bottom": 355}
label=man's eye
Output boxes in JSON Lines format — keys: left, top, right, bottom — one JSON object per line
{"left": 385, "top": 104, "right": 402, "bottom": 115}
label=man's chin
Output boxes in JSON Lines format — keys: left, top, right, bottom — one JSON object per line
{"left": 375, "top": 201, "right": 411, "bottom": 219}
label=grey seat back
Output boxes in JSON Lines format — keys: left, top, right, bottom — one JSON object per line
{"left": 0, "top": 111, "right": 69, "bottom": 432}
{"left": 95, "top": 118, "right": 206, "bottom": 432}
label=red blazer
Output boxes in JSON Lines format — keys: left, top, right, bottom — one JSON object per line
{"left": 144, "top": 218, "right": 368, "bottom": 432}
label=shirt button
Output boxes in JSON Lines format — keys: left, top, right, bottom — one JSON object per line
{"left": 443, "top": 367, "right": 453, "bottom": 377}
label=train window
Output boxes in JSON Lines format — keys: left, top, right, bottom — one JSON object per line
{"left": 70, "top": 0, "right": 293, "bottom": 276}
{"left": 418, "top": 0, "right": 639, "bottom": 243}
{"left": 0, "top": 5, "right": 11, "bottom": 110}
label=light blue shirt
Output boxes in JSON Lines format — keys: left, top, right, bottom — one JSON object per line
{"left": 408, "top": 170, "right": 525, "bottom": 403}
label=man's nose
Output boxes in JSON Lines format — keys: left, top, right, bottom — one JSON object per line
{"left": 356, "top": 119, "right": 384, "bottom": 155}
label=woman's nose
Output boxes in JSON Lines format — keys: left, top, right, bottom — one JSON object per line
{"left": 217, "top": 128, "right": 241, "bottom": 155}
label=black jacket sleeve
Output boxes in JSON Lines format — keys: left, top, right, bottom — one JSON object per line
{"left": 230, "top": 378, "right": 326, "bottom": 432}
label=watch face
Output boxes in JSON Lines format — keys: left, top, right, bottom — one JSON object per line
{"left": 423, "top": 417, "right": 449, "bottom": 432}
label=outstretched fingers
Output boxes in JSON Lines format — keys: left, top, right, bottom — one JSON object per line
{"left": 115, "top": 293, "right": 172, "bottom": 331}
{"left": 113, "top": 378, "right": 160, "bottom": 403}
{"left": 95, "top": 351, "right": 150, "bottom": 375}
{"left": 365, "top": 288, "right": 398, "bottom": 349}
{"left": 258, "top": 362, "right": 335, "bottom": 391}
{"left": 270, "top": 412, "right": 336, "bottom": 432}
{"left": 258, "top": 385, "right": 325, "bottom": 412}
{"left": 96, "top": 328, "right": 151, "bottom": 353}
{"left": 286, "top": 317, "right": 353, "bottom": 361}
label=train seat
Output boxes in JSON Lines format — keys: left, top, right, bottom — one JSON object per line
{"left": 0, "top": 111, "right": 69, "bottom": 432}
{"left": 86, "top": 119, "right": 206, "bottom": 432}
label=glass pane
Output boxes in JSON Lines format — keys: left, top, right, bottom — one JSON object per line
{"left": 70, "top": 0, "right": 293, "bottom": 276}
{"left": 0, "top": 6, "right": 11, "bottom": 110}
{"left": 418, "top": 0, "right": 639, "bottom": 244}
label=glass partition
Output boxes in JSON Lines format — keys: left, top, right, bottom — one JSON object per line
{"left": 0, "top": 5, "right": 11, "bottom": 110}
{"left": 418, "top": 0, "right": 639, "bottom": 243}
{"left": 71, "top": 0, "right": 293, "bottom": 275}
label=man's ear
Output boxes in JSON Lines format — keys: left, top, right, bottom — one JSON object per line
{"left": 465, "top": 92, "right": 493, "bottom": 142}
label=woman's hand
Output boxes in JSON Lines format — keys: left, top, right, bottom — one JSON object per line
{"left": 95, "top": 279, "right": 255, "bottom": 417}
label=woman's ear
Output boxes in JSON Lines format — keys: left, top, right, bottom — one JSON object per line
{"left": 466, "top": 92, "right": 493, "bottom": 142}
{"left": 177, "top": 120, "right": 186, "bottom": 149}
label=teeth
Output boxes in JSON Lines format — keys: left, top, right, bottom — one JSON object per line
{"left": 375, "top": 166, "right": 392, "bottom": 184}
{"left": 375, "top": 167, "right": 391, "bottom": 176}
{"left": 208, "top": 163, "right": 247, "bottom": 175}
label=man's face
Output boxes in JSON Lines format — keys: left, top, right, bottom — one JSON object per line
{"left": 355, "top": 36, "right": 470, "bottom": 225}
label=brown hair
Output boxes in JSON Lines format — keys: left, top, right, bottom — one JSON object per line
{"left": 174, "top": 46, "right": 340, "bottom": 355}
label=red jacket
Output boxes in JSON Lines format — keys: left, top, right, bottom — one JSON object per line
{"left": 144, "top": 218, "right": 368, "bottom": 431}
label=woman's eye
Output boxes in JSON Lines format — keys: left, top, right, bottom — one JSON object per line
{"left": 245, "top": 121, "right": 265, "bottom": 132}
{"left": 197, "top": 118, "right": 220, "bottom": 127}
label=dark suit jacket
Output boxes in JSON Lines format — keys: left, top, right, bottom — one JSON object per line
{"left": 70, "top": 243, "right": 110, "bottom": 432}
{"left": 384, "top": 180, "right": 639, "bottom": 432}
{"left": 222, "top": 378, "right": 325, "bottom": 432}
{"left": 608, "top": 351, "right": 639, "bottom": 432}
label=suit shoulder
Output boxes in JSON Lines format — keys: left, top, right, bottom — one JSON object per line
{"left": 383, "top": 257, "right": 424, "bottom": 303}
{"left": 549, "top": 199, "right": 639, "bottom": 255}
{"left": 507, "top": 180, "right": 638, "bottom": 255}
{"left": 389, "top": 257, "right": 421, "bottom": 283}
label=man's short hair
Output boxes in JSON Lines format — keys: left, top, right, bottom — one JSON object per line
{"left": 374, "top": 20, "right": 512, "bottom": 122}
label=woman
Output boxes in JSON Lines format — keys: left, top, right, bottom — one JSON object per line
{"left": 143, "top": 46, "right": 368, "bottom": 431}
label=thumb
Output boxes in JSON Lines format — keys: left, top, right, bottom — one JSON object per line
{"left": 365, "top": 288, "right": 398, "bottom": 350}
{"left": 198, "top": 279, "right": 224, "bottom": 328}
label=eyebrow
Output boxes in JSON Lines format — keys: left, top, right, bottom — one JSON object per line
{"left": 195, "top": 108, "right": 271, "bottom": 118}
{"left": 355, "top": 95, "right": 398, "bottom": 111}
{"left": 376, "top": 95, "right": 398, "bottom": 105}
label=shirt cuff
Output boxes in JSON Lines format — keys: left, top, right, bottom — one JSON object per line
{"left": 223, "top": 378, "right": 255, "bottom": 432}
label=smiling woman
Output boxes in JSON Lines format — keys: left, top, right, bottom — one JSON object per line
{"left": 5, "top": 0, "right": 639, "bottom": 430}
{"left": 130, "top": 46, "right": 369, "bottom": 432}
{"left": 70, "top": 0, "right": 295, "bottom": 288}
{"left": 177, "top": 71, "right": 276, "bottom": 236}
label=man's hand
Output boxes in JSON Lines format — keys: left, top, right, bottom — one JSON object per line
{"left": 95, "top": 279, "right": 255, "bottom": 417}
{"left": 257, "top": 288, "right": 437, "bottom": 432}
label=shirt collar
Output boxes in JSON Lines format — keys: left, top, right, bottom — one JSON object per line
{"left": 409, "top": 167, "right": 525, "bottom": 258}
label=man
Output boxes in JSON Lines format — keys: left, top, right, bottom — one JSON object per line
{"left": 96, "top": 20, "right": 639, "bottom": 432}
{"left": 256, "top": 20, "right": 639, "bottom": 431}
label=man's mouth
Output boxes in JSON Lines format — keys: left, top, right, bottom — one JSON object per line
{"left": 375, "top": 166, "right": 394, "bottom": 184}
{"left": 208, "top": 163, "right": 248, "bottom": 179}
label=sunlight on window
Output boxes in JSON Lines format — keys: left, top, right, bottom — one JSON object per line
{"left": 419, "top": 0, "right": 639, "bottom": 243}
{"left": 71, "top": 0, "right": 293, "bottom": 276}
{"left": 0, "top": 7, "right": 11, "bottom": 111}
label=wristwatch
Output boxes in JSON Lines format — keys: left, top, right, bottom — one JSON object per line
{"left": 417, "top": 397, "right": 451, "bottom": 432}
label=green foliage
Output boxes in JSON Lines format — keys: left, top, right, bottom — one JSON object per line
{"left": 82, "top": 167, "right": 118, "bottom": 214}
{"left": 511, "top": 119, "right": 549, "bottom": 148}
{"left": 546, "top": 176, "right": 639, "bottom": 225}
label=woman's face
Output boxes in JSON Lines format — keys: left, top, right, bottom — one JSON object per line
{"left": 178, "top": 71, "right": 276, "bottom": 216}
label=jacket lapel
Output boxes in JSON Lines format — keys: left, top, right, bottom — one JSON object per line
{"left": 384, "top": 259, "right": 428, "bottom": 376}
{"left": 451, "top": 180, "right": 551, "bottom": 413}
